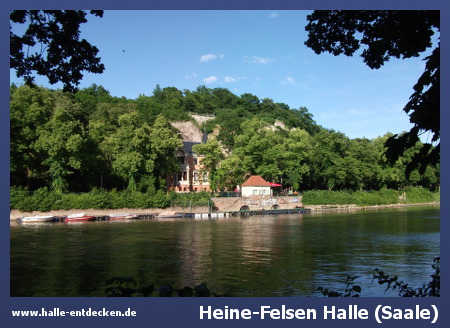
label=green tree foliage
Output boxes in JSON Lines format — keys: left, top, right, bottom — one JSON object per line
{"left": 282, "top": 129, "right": 313, "bottom": 190}
{"left": 192, "top": 138, "right": 225, "bottom": 191}
{"left": 149, "top": 115, "right": 183, "bottom": 189}
{"left": 101, "top": 113, "right": 181, "bottom": 191}
{"left": 309, "top": 130, "right": 350, "bottom": 190}
{"left": 73, "top": 84, "right": 117, "bottom": 125}
{"left": 10, "top": 10, "right": 105, "bottom": 92}
{"left": 305, "top": 10, "right": 440, "bottom": 176}
{"left": 10, "top": 83, "right": 439, "bottom": 195}
{"left": 103, "top": 112, "right": 153, "bottom": 190}
{"left": 10, "top": 85, "right": 54, "bottom": 188}
{"left": 34, "top": 96, "right": 86, "bottom": 192}
{"left": 215, "top": 154, "right": 248, "bottom": 191}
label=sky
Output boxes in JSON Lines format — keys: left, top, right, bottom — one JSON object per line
{"left": 9, "top": 10, "right": 437, "bottom": 141}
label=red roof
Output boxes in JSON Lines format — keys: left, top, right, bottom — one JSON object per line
{"left": 242, "top": 175, "right": 271, "bottom": 187}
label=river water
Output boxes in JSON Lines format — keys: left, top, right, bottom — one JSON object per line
{"left": 10, "top": 205, "right": 439, "bottom": 297}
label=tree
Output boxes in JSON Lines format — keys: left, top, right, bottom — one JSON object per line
{"left": 309, "top": 130, "right": 350, "bottom": 190}
{"left": 148, "top": 115, "right": 183, "bottom": 190}
{"left": 305, "top": 10, "right": 440, "bottom": 176}
{"left": 34, "top": 96, "right": 87, "bottom": 192}
{"left": 74, "top": 84, "right": 115, "bottom": 125}
{"left": 192, "top": 138, "right": 225, "bottom": 191}
{"left": 347, "top": 138, "right": 383, "bottom": 190}
{"left": 282, "top": 129, "right": 313, "bottom": 190}
{"left": 216, "top": 154, "right": 247, "bottom": 191}
{"left": 103, "top": 112, "right": 153, "bottom": 190}
{"left": 211, "top": 107, "right": 249, "bottom": 150}
{"left": 10, "top": 10, "right": 105, "bottom": 92}
{"left": 152, "top": 86, "right": 189, "bottom": 121}
{"left": 240, "top": 93, "right": 260, "bottom": 113}
{"left": 10, "top": 85, "right": 54, "bottom": 188}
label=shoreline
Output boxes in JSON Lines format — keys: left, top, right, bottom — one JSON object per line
{"left": 307, "top": 202, "right": 439, "bottom": 213}
{"left": 9, "top": 202, "right": 439, "bottom": 221}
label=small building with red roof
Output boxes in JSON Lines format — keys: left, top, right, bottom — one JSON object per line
{"left": 241, "top": 175, "right": 272, "bottom": 197}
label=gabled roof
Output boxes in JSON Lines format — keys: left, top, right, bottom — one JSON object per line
{"left": 241, "top": 175, "right": 271, "bottom": 187}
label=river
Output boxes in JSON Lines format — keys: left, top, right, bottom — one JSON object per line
{"left": 10, "top": 205, "right": 439, "bottom": 297}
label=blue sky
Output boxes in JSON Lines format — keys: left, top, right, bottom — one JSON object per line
{"left": 10, "top": 10, "right": 437, "bottom": 140}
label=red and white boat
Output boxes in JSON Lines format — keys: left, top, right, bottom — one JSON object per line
{"left": 108, "top": 213, "right": 138, "bottom": 220}
{"left": 65, "top": 213, "right": 96, "bottom": 222}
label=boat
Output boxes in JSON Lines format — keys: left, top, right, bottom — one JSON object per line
{"left": 108, "top": 213, "right": 138, "bottom": 220}
{"left": 65, "top": 213, "right": 96, "bottom": 222}
{"left": 156, "top": 210, "right": 189, "bottom": 219}
{"left": 157, "top": 214, "right": 186, "bottom": 219}
{"left": 17, "top": 215, "right": 56, "bottom": 223}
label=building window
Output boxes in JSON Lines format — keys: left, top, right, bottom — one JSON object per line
{"left": 182, "top": 171, "right": 187, "bottom": 181}
{"left": 194, "top": 172, "right": 199, "bottom": 181}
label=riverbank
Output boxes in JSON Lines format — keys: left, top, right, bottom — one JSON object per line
{"left": 9, "top": 206, "right": 210, "bottom": 221}
{"left": 307, "top": 202, "right": 440, "bottom": 213}
{"left": 9, "top": 202, "right": 439, "bottom": 221}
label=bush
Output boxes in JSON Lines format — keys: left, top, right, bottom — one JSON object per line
{"left": 318, "top": 257, "right": 440, "bottom": 297}
{"left": 302, "top": 189, "right": 422, "bottom": 206}
{"left": 104, "top": 277, "right": 220, "bottom": 297}
{"left": 10, "top": 187, "right": 62, "bottom": 212}
{"left": 170, "top": 191, "right": 210, "bottom": 208}
{"left": 10, "top": 188, "right": 175, "bottom": 211}
{"left": 403, "top": 186, "right": 440, "bottom": 204}
{"left": 10, "top": 186, "right": 437, "bottom": 212}
{"left": 10, "top": 187, "right": 30, "bottom": 211}
{"left": 152, "top": 190, "right": 170, "bottom": 208}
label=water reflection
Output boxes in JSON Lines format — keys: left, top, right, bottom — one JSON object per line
{"left": 10, "top": 206, "right": 439, "bottom": 297}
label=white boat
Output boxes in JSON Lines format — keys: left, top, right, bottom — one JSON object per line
{"left": 65, "top": 213, "right": 96, "bottom": 222}
{"left": 157, "top": 214, "right": 186, "bottom": 219}
{"left": 156, "top": 210, "right": 187, "bottom": 219}
{"left": 108, "top": 213, "right": 138, "bottom": 220}
{"left": 18, "top": 215, "right": 56, "bottom": 223}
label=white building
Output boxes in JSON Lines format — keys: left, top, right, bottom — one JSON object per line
{"left": 241, "top": 175, "right": 271, "bottom": 197}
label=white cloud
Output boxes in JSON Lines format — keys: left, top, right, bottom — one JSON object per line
{"left": 269, "top": 12, "right": 279, "bottom": 19}
{"left": 281, "top": 76, "right": 296, "bottom": 85}
{"left": 244, "top": 56, "right": 273, "bottom": 65}
{"left": 224, "top": 76, "right": 236, "bottom": 83}
{"left": 200, "top": 53, "right": 225, "bottom": 62}
{"left": 203, "top": 76, "right": 218, "bottom": 84}
{"left": 200, "top": 54, "right": 216, "bottom": 62}
{"left": 224, "top": 76, "right": 247, "bottom": 83}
